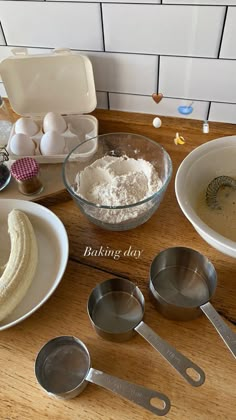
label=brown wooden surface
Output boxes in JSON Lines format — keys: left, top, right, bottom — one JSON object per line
{"left": 1, "top": 106, "right": 236, "bottom": 419}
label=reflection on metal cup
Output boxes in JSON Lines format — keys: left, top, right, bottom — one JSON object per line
{"left": 35, "top": 335, "right": 171, "bottom": 416}
{"left": 149, "top": 247, "right": 236, "bottom": 359}
{"left": 149, "top": 246, "right": 217, "bottom": 321}
{"left": 87, "top": 278, "right": 205, "bottom": 387}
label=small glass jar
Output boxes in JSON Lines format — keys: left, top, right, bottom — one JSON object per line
{"left": 10, "top": 157, "right": 44, "bottom": 195}
{"left": 0, "top": 146, "right": 11, "bottom": 191}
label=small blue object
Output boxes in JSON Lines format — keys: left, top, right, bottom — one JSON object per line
{"left": 178, "top": 105, "right": 193, "bottom": 115}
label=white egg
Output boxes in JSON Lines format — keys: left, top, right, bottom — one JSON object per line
{"left": 43, "top": 112, "right": 67, "bottom": 134}
{"left": 40, "top": 131, "right": 66, "bottom": 155}
{"left": 15, "top": 117, "right": 39, "bottom": 136}
{"left": 10, "top": 133, "right": 36, "bottom": 156}
{"left": 152, "top": 117, "right": 162, "bottom": 128}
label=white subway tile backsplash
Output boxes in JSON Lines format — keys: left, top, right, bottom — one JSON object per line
{"left": 160, "top": 56, "right": 236, "bottom": 103}
{"left": 0, "top": 1, "right": 235, "bottom": 123}
{"left": 209, "top": 103, "right": 236, "bottom": 124}
{"left": 110, "top": 94, "right": 159, "bottom": 115}
{"left": 96, "top": 92, "right": 108, "bottom": 110}
{"left": 84, "top": 52, "right": 158, "bottom": 95}
{"left": 109, "top": 93, "right": 209, "bottom": 119}
{"left": 163, "top": 0, "right": 236, "bottom": 4}
{"left": 0, "top": 1, "right": 103, "bottom": 50}
{"left": 103, "top": 4, "right": 225, "bottom": 57}
{"left": 220, "top": 8, "right": 236, "bottom": 59}
{"left": 109, "top": 94, "right": 157, "bottom": 114}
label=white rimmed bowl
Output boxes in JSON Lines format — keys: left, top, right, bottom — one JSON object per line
{"left": 0, "top": 199, "right": 69, "bottom": 330}
{"left": 175, "top": 135, "right": 236, "bottom": 258}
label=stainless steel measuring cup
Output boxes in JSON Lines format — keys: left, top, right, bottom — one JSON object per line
{"left": 87, "top": 278, "right": 205, "bottom": 387}
{"left": 35, "top": 336, "right": 170, "bottom": 417}
{"left": 149, "top": 247, "right": 236, "bottom": 359}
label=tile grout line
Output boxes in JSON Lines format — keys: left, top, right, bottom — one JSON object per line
{"left": 1, "top": 44, "right": 235, "bottom": 61}
{"left": 99, "top": 2, "right": 110, "bottom": 108}
{"left": 104, "top": 91, "right": 236, "bottom": 105}
{"left": 156, "top": 55, "right": 160, "bottom": 94}
{"left": 217, "top": 6, "right": 228, "bottom": 59}
{"left": 0, "top": 22, "right": 7, "bottom": 46}
{"left": 0, "top": 77, "right": 231, "bottom": 107}
{"left": 100, "top": 2, "right": 106, "bottom": 52}
{"left": 206, "top": 102, "right": 211, "bottom": 121}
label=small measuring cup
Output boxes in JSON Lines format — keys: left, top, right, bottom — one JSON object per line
{"left": 149, "top": 247, "right": 236, "bottom": 359}
{"left": 87, "top": 278, "right": 205, "bottom": 387}
{"left": 35, "top": 336, "right": 170, "bottom": 417}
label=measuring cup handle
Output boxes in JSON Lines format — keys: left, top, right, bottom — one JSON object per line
{"left": 201, "top": 302, "right": 236, "bottom": 358}
{"left": 135, "top": 321, "right": 205, "bottom": 387}
{"left": 86, "top": 368, "right": 170, "bottom": 417}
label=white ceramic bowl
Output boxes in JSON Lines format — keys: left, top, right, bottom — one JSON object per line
{"left": 0, "top": 199, "right": 69, "bottom": 330}
{"left": 175, "top": 135, "right": 236, "bottom": 258}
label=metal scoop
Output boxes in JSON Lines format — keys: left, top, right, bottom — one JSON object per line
{"left": 35, "top": 335, "right": 170, "bottom": 417}
{"left": 149, "top": 247, "right": 236, "bottom": 359}
{"left": 87, "top": 278, "right": 205, "bottom": 387}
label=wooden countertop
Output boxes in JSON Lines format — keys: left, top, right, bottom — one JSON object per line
{"left": 1, "top": 106, "right": 236, "bottom": 419}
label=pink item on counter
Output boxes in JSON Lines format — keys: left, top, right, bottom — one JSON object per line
{"left": 11, "top": 157, "right": 40, "bottom": 181}
{"left": 10, "top": 157, "right": 43, "bottom": 195}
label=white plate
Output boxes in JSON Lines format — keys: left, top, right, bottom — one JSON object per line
{"left": 0, "top": 199, "right": 69, "bottom": 330}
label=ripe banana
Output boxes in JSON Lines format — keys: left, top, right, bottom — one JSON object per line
{"left": 0, "top": 209, "right": 38, "bottom": 321}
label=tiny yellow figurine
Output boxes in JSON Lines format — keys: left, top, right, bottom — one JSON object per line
{"left": 174, "top": 132, "right": 186, "bottom": 145}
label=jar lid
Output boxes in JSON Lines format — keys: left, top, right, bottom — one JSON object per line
{"left": 11, "top": 157, "right": 39, "bottom": 181}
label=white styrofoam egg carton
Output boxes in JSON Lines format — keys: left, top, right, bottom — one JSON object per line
{"left": 7, "top": 113, "right": 98, "bottom": 163}
{"left": 0, "top": 48, "right": 99, "bottom": 163}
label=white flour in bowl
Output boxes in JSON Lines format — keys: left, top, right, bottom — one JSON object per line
{"left": 74, "top": 155, "right": 163, "bottom": 224}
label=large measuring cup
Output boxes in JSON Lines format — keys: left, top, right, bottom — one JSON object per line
{"left": 149, "top": 247, "right": 236, "bottom": 359}
{"left": 87, "top": 278, "right": 205, "bottom": 387}
{"left": 35, "top": 335, "right": 170, "bottom": 416}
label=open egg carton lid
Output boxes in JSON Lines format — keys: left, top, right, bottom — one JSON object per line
{"left": 0, "top": 48, "right": 98, "bottom": 163}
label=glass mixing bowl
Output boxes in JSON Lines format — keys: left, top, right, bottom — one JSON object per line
{"left": 62, "top": 132, "right": 172, "bottom": 231}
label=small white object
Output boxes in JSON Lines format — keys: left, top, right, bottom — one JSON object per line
{"left": 152, "top": 117, "right": 162, "bottom": 128}
{"left": 43, "top": 112, "right": 67, "bottom": 134}
{"left": 10, "top": 133, "right": 36, "bottom": 156}
{"left": 40, "top": 131, "right": 66, "bottom": 155}
{"left": 15, "top": 117, "right": 39, "bottom": 136}
{"left": 203, "top": 121, "right": 209, "bottom": 134}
